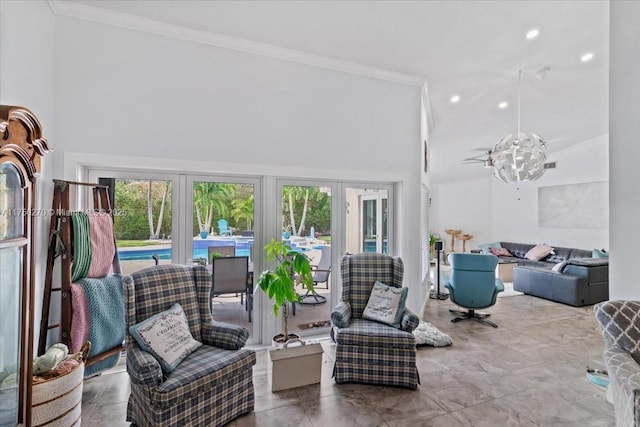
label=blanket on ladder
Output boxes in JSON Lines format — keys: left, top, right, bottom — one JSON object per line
{"left": 76, "top": 274, "right": 125, "bottom": 376}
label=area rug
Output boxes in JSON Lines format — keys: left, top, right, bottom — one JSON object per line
{"left": 497, "top": 282, "right": 524, "bottom": 298}
{"left": 413, "top": 321, "right": 453, "bottom": 347}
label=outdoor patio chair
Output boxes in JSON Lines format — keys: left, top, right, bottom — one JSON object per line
{"left": 211, "top": 256, "right": 252, "bottom": 322}
{"left": 300, "top": 246, "right": 331, "bottom": 305}
{"left": 218, "top": 219, "right": 231, "bottom": 236}
{"left": 208, "top": 245, "right": 236, "bottom": 262}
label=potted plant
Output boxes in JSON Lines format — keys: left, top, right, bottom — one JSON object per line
{"left": 255, "top": 238, "right": 315, "bottom": 344}
{"left": 255, "top": 238, "right": 324, "bottom": 391}
{"left": 429, "top": 231, "right": 441, "bottom": 260}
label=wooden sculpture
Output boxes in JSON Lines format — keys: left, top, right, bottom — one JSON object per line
{"left": 456, "top": 234, "right": 473, "bottom": 253}
{"left": 445, "top": 229, "right": 462, "bottom": 252}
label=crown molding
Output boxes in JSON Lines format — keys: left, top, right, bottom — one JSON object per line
{"left": 48, "top": 1, "right": 426, "bottom": 87}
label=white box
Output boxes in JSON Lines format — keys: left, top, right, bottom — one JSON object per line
{"left": 267, "top": 341, "right": 323, "bottom": 391}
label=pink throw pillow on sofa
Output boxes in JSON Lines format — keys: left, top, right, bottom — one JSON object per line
{"left": 525, "top": 243, "right": 554, "bottom": 261}
{"left": 489, "top": 247, "right": 511, "bottom": 257}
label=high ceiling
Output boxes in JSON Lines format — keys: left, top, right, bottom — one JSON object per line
{"left": 67, "top": 0, "right": 609, "bottom": 183}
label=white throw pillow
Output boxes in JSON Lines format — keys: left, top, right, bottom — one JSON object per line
{"left": 362, "top": 281, "right": 408, "bottom": 328}
{"left": 129, "top": 303, "right": 202, "bottom": 372}
{"left": 525, "top": 243, "right": 554, "bottom": 261}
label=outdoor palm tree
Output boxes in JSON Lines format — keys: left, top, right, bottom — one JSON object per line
{"left": 193, "top": 182, "right": 235, "bottom": 235}
{"left": 282, "top": 186, "right": 326, "bottom": 236}
{"left": 231, "top": 194, "right": 254, "bottom": 231}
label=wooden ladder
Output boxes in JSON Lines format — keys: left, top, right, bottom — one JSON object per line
{"left": 38, "top": 179, "right": 123, "bottom": 365}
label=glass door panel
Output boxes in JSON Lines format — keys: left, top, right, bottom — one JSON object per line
{"left": 190, "top": 179, "right": 256, "bottom": 339}
{"left": 346, "top": 188, "right": 389, "bottom": 254}
{"left": 281, "top": 184, "right": 332, "bottom": 336}
{"left": 96, "top": 178, "right": 175, "bottom": 276}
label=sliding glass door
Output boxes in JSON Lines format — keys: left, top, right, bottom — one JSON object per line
{"left": 345, "top": 186, "right": 391, "bottom": 255}
{"left": 89, "top": 171, "right": 180, "bottom": 275}
{"left": 278, "top": 181, "right": 335, "bottom": 337}
{"left": 186, "top": 176, "right": 260, "bottom": 341}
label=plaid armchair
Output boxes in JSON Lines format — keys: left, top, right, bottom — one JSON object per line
{"left": 124, "top": 265, "right": 256, "bottom": 427}
{"left": 331, "top": 253, "right": 420, "bottom": 389}
{"left": 595, "top": 300, "right": 640, "bottom": 427}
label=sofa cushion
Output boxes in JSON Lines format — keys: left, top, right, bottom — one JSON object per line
{"left": 478, "top": 242, "right": 502, "bottom": 255}
{"left": 525, "top": 244, "right": 554, "bottom": 261}
{"left": 489, "top": 247, "right": 512, "bottom": 257}
{"left": 593, "top": 248, "right": 609, "bottom": 258}
{"left": 595, "top": 300, "right": 640, "bottom": 365}
{"left": 500, "top": 242, "right": 535, "bottom": 259}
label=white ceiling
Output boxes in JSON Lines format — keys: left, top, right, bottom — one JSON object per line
{"left": 67, "top": 0, "right": 610, "bottom": 183}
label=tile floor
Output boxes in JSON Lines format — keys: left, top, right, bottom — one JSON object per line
{"left": 81, "top": 294, "right": 615, "bottom": 426}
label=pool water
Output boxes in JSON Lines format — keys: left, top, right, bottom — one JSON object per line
{"left": 118, "top": 247, "right": 251, "bottom": 261}
{"left": 118, "top": 237, "right": 311, "bottom": 261}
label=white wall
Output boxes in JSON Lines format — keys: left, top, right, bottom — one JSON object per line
{"left": 430, "top": 175, "right": 493, "bottom": 252}
{"left": 0, "top": 0, "right": 55, "bottom": 351}
{"left": 51, "top": 16, "right": 424, "bottom": 318}
{"left": 432, "top": 135, "right": 609, "bottom": 251}
{"left": 610, "top": 1, "right": 640, "bottom": 299}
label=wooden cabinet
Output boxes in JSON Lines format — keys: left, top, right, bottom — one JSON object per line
{"left": 0, "top": 105, "right": 51, "bottom": 426}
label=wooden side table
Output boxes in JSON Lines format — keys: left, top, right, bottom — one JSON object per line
{"left": 496, "top": 261, "right": 518, "bottom": 282}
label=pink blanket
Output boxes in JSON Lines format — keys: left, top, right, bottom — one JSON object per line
{"left": 87, "top": 213, "right": 116, "bottom": 278}
{"left": 70, "top": 283, "right": 90, "bottom": 353}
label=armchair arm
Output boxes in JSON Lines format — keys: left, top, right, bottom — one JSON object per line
{"left": 495, "top": 278, "right": 505, "bottom": 293}
{"left": 400, "top": 307, "right": 420, "bottom": 332}
{"left": 202, "top": 321, "right": 249, "bottom": 350}
{"left": 605, "top": 344, "right": 640, "bottom": 426}
{"left": 126, "top": 344, "right": 163, "bottom": 386}
{"left": 331, "top": 301, "right": 351, "bottom": 328}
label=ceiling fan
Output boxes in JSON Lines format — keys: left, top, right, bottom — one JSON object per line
{"left": 461, "top": 149, "right": 495, "bottom": 168}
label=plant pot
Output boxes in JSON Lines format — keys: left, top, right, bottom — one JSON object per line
{"left": 199, "top": 231, "right": 209, "bottom": 239}
{"left": 271, "top": 333, "right": 300, "bottom": 347}
{"left": 267, "top": 338, "right": 324, "bottom": 391}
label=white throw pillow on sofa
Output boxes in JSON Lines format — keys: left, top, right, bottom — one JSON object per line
{"left": 525, "top": 244, "right": 554, "bottom": 261}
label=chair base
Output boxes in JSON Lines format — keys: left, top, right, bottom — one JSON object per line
{"left": 300, "top": 293, "right": 327, "bottom": 305}
{"left": 449, "top": 308, "right": 498, "bottom": 328}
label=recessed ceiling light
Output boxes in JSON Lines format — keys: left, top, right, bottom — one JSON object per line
{"left": 498, "top": 101, "right": 509, "bottom": 109}
{"left": 526, "top": 28, "right": 539, "bottom": 40}
{"left": 450, "top": 95, "right": 460, "bottom": 104}
{"left": 581, "top": 52, "right": 594, "bottom": 62}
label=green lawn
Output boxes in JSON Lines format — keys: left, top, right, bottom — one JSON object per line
{"left": 116, "top": 240, "right": 167, "bottom": 248}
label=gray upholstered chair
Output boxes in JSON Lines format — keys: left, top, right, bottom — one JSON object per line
{"left": 445, "top": 253, "right": 504, "bottom": 328}
{"left": 330, "top": 253, "right": 420, "bottom": 389}
{"left": 211, "top": 256, "right": 252, "bottom": 321}
{"left": 124, "top": 264, "right": 255, "bottom": 427}
{"left": 595, "top": 300, "right": 640, "bottom": 427}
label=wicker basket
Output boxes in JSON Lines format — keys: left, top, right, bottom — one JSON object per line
{"left": 31, "top": 342, "right": 90, "bottom": 427}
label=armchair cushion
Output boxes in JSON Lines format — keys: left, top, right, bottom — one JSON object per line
{"left": 336, "top": 318, "right": 416, "bottom": 349}
{"left": 201, "top": 322, "right": 249, "bottom": 350}
{"left": 152, "top": 345, "right": 256, "bottom": 409}
{"left": 129, "top": 303, "right": 203, "bottom": 372}
{"left": 331, "top": 301, "right": 351, "bottom": 328}
{"left": 362, "top": 281, "right": 408, "bottom": 328}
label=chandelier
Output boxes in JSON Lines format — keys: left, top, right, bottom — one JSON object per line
{"left": 492, "top": 70, "right": 547, "bottom": 184}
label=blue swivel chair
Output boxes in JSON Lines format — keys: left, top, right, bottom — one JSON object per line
{"left": 445, "top": 253, "right": 504, "bottom": 328}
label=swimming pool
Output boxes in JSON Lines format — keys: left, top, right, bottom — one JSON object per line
{"left": 118, "top": 247, "right": 251, "bottom": 261}
{"left": 118, "top": 237, "right": 312, "bottom": 261}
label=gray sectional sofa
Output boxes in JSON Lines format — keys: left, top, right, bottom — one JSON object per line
{"left": 496, "top": 242, "right": 609, "bottom": 307}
